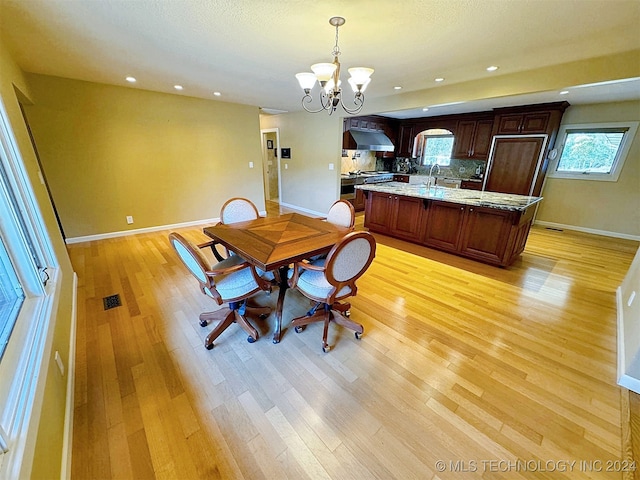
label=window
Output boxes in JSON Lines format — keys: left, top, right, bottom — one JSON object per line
{"left": 550, "top": 122, "right": 638, "bottom": 181}
{"left": 0, "top": 237, "right": 24, "bottom": 358}
{"left": 0, "top": 96, "right": 59, "bottom": 478}
{"left": 415, "top": 129, "right": 454, "bottom": 166}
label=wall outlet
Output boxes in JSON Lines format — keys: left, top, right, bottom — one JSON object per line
{"left": 249, "top": 161, "right": 254, "bottom": 168}
{"left": 126, "top": 215, "right": 134, "bottom": 224}
{"left": 329, "top": 163, "right": 334, "bottom": 170}
{"left": 459, "top": 167, "right": 466, "bottom": 173}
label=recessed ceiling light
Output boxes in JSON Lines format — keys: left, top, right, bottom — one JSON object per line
{"left": 427, "top": 101, "right": 465, "bottom": 108}
{"left": 422, "top": 107, "right": 429, "bottom": 112}
{"left": 393, "top": 86, "right": 402, "bottom": 90}
{"left": 174, "top": 85, "right": 183, "bottom": 91}
{"left": 213, "top": 91, "right": 221, "bottom": 96}
{"left": 434, "top": 78, "right": 444, "bottom": 82}
{"left": 559, "top": 90, "right": 569, "bottom": 95}
{"left": 486, "top": 66, "right": 499, "bottom": 72}
{"left": 125, "top": 76, "right": 136, "bottom": 83}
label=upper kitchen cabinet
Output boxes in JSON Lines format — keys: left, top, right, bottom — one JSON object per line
{"left": 485, "top": 102, "right": 569, "bottom": 196}
{"left": 452, "top": 114, "right": 494, "bottom": 160}
{"left": 396, "top": 124, "right": 415, "bottom": 157}
{"left": 492, "top": 102, "right": 569, "bottom": 136}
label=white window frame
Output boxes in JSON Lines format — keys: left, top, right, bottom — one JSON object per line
{"left": 414, "top": 129, "right": 454, "bottom": 166}
{"left": 548, "top": 121, "right": 639, "bottom": 181}
{"left": 0, "top": 96, "right": 60, "bottom": 479}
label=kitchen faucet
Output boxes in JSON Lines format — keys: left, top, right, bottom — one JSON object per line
{"left": 427, "top": 163, "right": 441, "bottom": 188}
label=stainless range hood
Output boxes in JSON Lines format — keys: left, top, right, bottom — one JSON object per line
{"left": 343, "top": 129, "right": 395, "bottom": 152}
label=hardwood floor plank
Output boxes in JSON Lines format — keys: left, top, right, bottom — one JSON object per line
{"left": 69, "top": 207, "right": 639, "bottom": 479}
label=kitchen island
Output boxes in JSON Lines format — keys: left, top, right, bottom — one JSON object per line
{"left": 356, "top": 182, "right": 543, "bottom": 266}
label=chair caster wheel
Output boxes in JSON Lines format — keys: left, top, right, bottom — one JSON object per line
{"left": 294, "top": 325, "right": 305, "bottom": 333}
{"left": 247, "top": 336, "right": 257, "bottom": 343}
{"left": 355, "top": 331, "right": 362, "bottom": 340}
{"left": 322, "top": 344, "right": 331, "bottom": 353}
{"left": 199, "top": 319, "right": 208, "bottom": 327}
{"left": 205, "top": 343, "right": 214, "bottom": 350}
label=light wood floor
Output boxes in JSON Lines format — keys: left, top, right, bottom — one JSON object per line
{"left": 69, "top": 202, "right": 639, "bottom": 479}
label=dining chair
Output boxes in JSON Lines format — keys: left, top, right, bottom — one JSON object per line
{"left": 220, "top": 197, "right": 260, "bottom": 224}
{"left": 308, "top": 199, "right": 356, "bottom": 264}
{"left": 169, "top": 232, "right": 271, "bottom": 349}
{"left": 325, "top": 199, "right": 355, "bottom": 229}
{"left": 288, "top": 231, "right": 376, "bottom": 352}
{"left": 202, "top": 197, "right": 261, "bottom": 261}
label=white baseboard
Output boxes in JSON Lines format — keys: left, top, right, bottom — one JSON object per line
{"left": 60, "top": 272, "right": 78, "bottom": 480}
{"left": 64, "top": 205, "right": 326, "bottom": 245}
{"left": 278, "top": 202, "right": 324, "bottom": 217}
{"left": 65, "top": 217, "right": 220, "bottom": 244}
{"left": 534, "top": 220, "right": 640, "bottom": 241}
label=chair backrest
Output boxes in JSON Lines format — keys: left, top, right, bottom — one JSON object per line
{"left": 325, "top": 231, "right": 376, "bottom": 287}
{"left": 326, "top": 199, "right": 355, "bottom": 229}
{"left": 168, "top": 232, "right": 213, "bottom": 291}
{"left": 220, "top": 197, "right": 260, "bottom": 224}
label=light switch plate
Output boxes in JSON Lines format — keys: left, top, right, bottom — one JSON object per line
{"left": 329, "top": 163, "right": 334, "bottom": 170}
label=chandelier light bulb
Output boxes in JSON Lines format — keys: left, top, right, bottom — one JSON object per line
{"left": 311, "top": 63, "right": 338, "bottom": 83}
{"left": 348, "top": 67, "right": 374, "bottom": 84}
{"left": 296, "top": 72, "right": 317, "bottom": 91}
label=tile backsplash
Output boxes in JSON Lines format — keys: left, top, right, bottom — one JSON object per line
{"left": 341, "top": 150, "right": 378, "bottom": 174}
{"left": 340, "top": 151, "right": 485, "bottom": 178}
{"left": 393, "top": 157, "right": 485, "bottom": 178}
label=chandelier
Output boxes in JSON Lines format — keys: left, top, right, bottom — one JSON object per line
{"left": 295, "top": 17, "right": 374, "bottom": 115}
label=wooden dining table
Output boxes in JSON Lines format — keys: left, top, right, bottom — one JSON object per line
{"left": 203, "top": 212, "right": 350, "bottom": 343}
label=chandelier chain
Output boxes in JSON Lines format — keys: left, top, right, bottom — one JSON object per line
{"left": 332, "top": 24, "right": 341, "bottom": 57}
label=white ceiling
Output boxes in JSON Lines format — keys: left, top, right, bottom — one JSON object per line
{"left": 1, "top": 0, "right": 639, "bottom": 116}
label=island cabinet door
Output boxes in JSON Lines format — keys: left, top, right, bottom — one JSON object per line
{"left": 364, "top": 191, "right": 394, "bottom": 231}
{"left": 458, "top": 206, "right": 514, "bottom": 264}
{"left": 390, "top": 195, "right": 425, "bottom": 242}
{"left": 423, "top": 201, "right": 466, "bottom": 251}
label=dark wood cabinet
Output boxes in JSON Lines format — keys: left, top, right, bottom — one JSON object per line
{"left": 364, "top": 191, "right": 394, "bottom": 231}
{"left": 495, "top": 112, "right": 551, "bottom": 134}
{"left": 364, "top": 190, "right": 537, "bottom": 266}
{"left": 484, "top": 136, "right": 547, "bottom": 196}
{"left": 458, "top": 206, "right": 513, "bottom": 264}
{"left": 487, "top": 102, "right": 569, "bottom": 196}
{"left": 364, "top": 191, "right": 425, "bottom": 242}
{"left": 397, "top": 124, "right": 415, "bottom": 157}
{"left": 391, "top": 195, "right": 424, "bottom": 242}
{"left": 353, "top": 188, "right": 366, "bottom": 211}
{"left": 453, "top": 117, "right": 494, "bottom": 160}
{"left": 423, "top": 201, "right": 466, "bottom": 251}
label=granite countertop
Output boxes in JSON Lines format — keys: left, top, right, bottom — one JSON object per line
{"left": 356, "top": 182, "right": 542, "bottom": 211}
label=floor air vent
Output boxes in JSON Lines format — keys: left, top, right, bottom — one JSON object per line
{"left": 103, "top": 294, "right": 122, "bottom": 310}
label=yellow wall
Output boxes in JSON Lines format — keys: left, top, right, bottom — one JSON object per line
{"left": 23, "top": 74, "right": 266, "bottom": 239}
{"left": 0, "top": 38, "right": 75, "bottom": 479}
{"left": 537, "top": 100, "right": 640, "bottom": 236}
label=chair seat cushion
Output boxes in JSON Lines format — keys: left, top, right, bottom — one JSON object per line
{"left": 206, "top": 255, "right": 261, "bottom": 300}
{"left": 289, "top": 260, "right": 351, "bottom": 299}
{"left": 229, "top": 252, "right": 275, "bottom": 282}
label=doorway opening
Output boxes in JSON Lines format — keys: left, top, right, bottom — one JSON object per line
{"left": 260, "top": 128, "right": 281, "bottom": 205}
